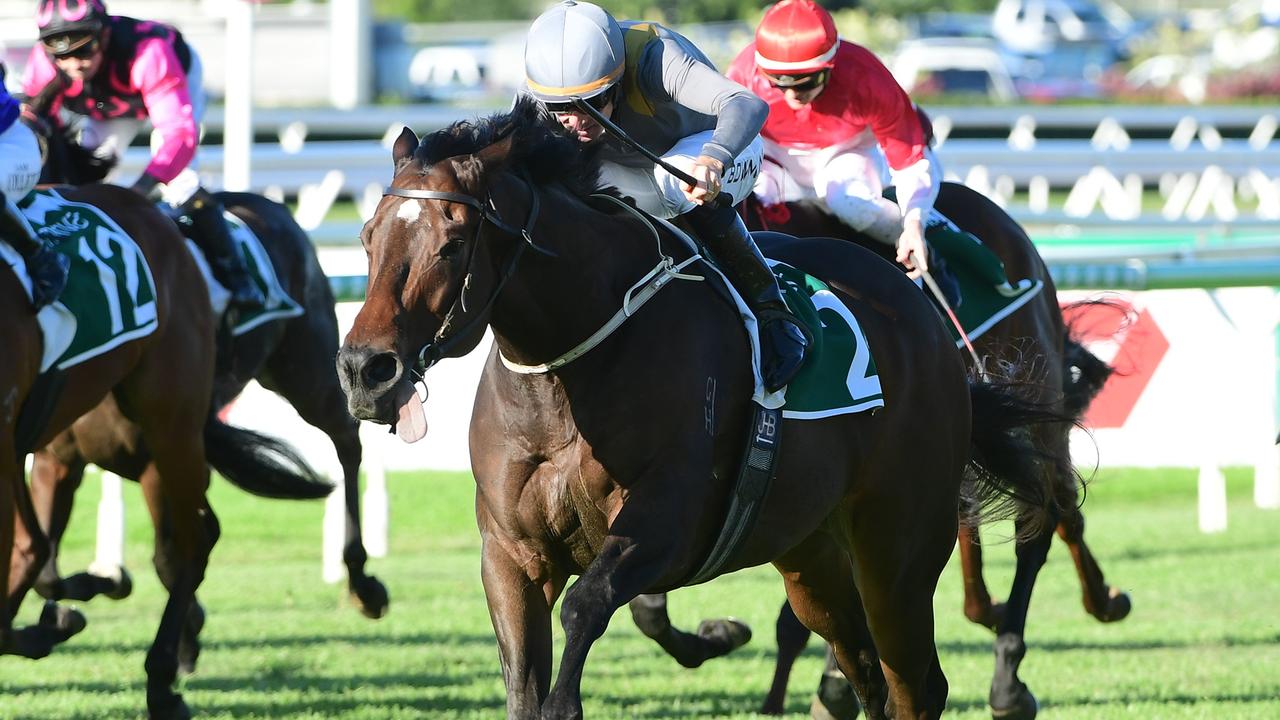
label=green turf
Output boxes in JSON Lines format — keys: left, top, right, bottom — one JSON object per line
{"left": 2, "top": 466, "right": 1277, "bottom": 718}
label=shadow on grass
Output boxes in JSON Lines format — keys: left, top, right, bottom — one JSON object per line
{"left": 50, "top": 629, "right": 499, "bottom": 656}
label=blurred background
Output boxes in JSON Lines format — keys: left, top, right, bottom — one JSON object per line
{"left": 3, "top": 0, "right": 1275, "bottom": 106}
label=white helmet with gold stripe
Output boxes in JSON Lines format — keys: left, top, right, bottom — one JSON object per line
{"left": 524, "top": 1, "right": 624, "bottom": 103}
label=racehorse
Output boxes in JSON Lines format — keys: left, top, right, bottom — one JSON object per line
{"left": 336, "top": 98, "right": 1072, "bottom": 719}
{"left": 25, "top": 115, "right": 389, "bottom": 621}
{"left": 2, "top": 183, "right": 332, "bottom": 719}
{"left": 730, "top": 191, "right": 1129, "bottom": 719}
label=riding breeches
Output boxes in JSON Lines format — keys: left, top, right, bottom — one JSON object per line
{"left": 754, "top": 136, "right": 943, "bottom": 244}
{"left": 598, "top": 131, "right": 764, "bottom": 219}
{"left": 0, "top": 121, "right": 41, "bottom": 200}
{"left": 76, "top": 51, "right": 208, "bottom": 206}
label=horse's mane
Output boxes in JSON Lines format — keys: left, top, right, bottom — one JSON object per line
{"left": 417, "top": 96, "right": 603, "bottom": 198}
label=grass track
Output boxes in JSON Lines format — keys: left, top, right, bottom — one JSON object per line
{"left": 2, "top": 467, "right": 1278, "bottom": 718}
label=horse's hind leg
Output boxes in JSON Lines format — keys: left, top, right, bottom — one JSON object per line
{"left": 627, "top": 592, "right": 751, "bottom": 669}
{"left": 957, "top": 521, "right": 1005, "bottom": 631}
{"left": 261, "top": 316, "right": 388, "bottom": 619}
{"left": 775, "top": 534, "right": 887, "bottom": 720}
{"left": 759, "top": 599, "right": 814, "bottom": 715}
{"left": 1056, "top": 491, "right": 1130, "bottom": 623}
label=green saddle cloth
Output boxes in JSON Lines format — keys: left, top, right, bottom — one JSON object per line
{"left": 884, "top": 188, "right": 1044, "bottom": 345}
{"left": 770, "top": 261, "right": 885, "bottom": 420}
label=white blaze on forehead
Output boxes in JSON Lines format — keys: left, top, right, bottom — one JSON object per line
{"left": 396, "top": 199, "right": 423, "bottom": 223}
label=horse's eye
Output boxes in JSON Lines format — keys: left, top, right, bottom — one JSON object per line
{"left": 439, "top": 239, "right": 465, "bottom": 260}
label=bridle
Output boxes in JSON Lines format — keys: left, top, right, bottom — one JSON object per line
{"left": 381, "top": 170, "right": 550, "bottom": 373}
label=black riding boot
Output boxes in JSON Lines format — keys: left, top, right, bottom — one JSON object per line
{"left": 925, "top": 242, "right": 963, "bottom": 309}
{"left": 0, "top": 191, "right": 69, "bottom": 310}
{"left": 686, "top": 202, "right": 809, "bottom": 392}
{"left": 182, "top": 188, "right": 264, "bottom": 311}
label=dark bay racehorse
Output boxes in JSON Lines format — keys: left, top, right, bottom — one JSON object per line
{"left": 26, "top": 120, "right": 388, "bottom": 620}
{"left": 2, "top": 184, "right": 331, "bottom": 719}
{"left": 733, "top": 192, "right": 1128, "bottom": 719}
{"left": 336, "top": 99, "right": 1072, "bottom": 719}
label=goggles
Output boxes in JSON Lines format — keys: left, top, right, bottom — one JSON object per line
{"left": 544, "top": 90, "right": 614, "bottom": 115}
{"left": 44, "top": 35, "right": 100, "bottom": 60}
{"left": 764, "top": 69, "right": 830, "bottom": 93}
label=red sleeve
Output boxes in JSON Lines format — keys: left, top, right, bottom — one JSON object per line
{"left": 841, "top": 46, "right": 925, "bottom": 170}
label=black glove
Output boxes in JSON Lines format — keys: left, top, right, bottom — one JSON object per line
{"left": 129, "top": 173, "right": 163, "bottom": 203}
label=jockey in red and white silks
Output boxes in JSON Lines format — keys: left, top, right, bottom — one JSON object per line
{"left": 727, "top": 0, "right": 941, "bottom": 276}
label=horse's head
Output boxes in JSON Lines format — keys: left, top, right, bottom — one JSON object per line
{"left": 336, "top": 127, "right": 504, "bottom": 429}
{"left": 338, "top": 98, "right": 597, "bottom": 436}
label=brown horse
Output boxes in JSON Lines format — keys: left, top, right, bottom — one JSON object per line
{"left": 731, "top": 191, "right": 1128, "bottom": 719}
{"left": 336, "top": 99, "right": 1071, "bottom": 719}
{"left": 29, "top": 118, "right": 388, "bottom": 620}
{"left": 1, "top": 184, "right": 331, "bottom": 719}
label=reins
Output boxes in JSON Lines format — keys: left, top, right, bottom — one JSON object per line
{"left": 383, "top": 173, "right": 548, "bottom": 371}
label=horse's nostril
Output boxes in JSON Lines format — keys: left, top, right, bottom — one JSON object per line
{"left": 362, "top": 352, "right": 400, "bottom": 387}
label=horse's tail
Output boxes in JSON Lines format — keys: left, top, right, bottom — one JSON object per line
{"left": 964, "top": 376, "right": 1078, "bottom": 540}
{"left": 203, "top": 416, "right": 333, "bottom": 499}
{"left": 1060, "top": 300, "right": 1120, "bottom": 420}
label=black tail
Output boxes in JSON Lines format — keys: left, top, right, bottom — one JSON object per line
{"left": 1061, "top": 299, "right": 1119, "bottom": 422}
{"left": 203, "top": 417, "right": 333, "bottom": 499}
{"left": 964, "top": 376, "right": 1078, "bottom": 540}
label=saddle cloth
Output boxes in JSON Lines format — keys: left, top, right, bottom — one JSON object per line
{"left": 655, "top": 215, "right": 884, "bottom": 420}
{"left": 13, "top": 189, "right": 159, "bottom": 372}
{"left": 172, "top": 209, "right": 304, "bottom": 336}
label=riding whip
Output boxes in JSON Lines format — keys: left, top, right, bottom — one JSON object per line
{"left": 911, "top": 250, "right": 987, "bottom": 379}
{"left": 570, "top": 98, "right": 733, "bottom": 210}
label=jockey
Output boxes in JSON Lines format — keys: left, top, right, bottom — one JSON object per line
{"left": 727, "top": 0, "right": 960, "bottom": 303}
{"left": 22, "top": 0, "right": 263, "bottom": 310}
{"left": 1, "top": 65, "right": 69, "bottom": 309}
{"left": 521, "top": 0, "right": 808, "bottom": 392}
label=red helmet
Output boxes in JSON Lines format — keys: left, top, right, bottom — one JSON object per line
{"left": 755, "top": 0, "right": 839, "bottom": 75}
{"left": 36, "top": 0, "right": 108, "bottom": 43}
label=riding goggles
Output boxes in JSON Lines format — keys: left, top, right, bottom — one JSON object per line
{"left": 764, "top": 69, "right": 830, "bottom": 93}
{"left": 44, "top": 34, "right": 100, "bottom": 60}
{"left": 543, "top": 90, "right": 614, "bottom": 115}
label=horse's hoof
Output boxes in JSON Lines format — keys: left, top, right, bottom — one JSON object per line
{"left": 695, "top": 617, "right": 752, "bottom": 659}
{"left": 352, "top": 575, "right": 390, "bottom": 619}
{"left": 990, "top": 687, "right": 1038, "bottom": 720}
{"left": 759, "top": 694, "right": 786, "bottom": 716}
{"left": 1098, "top": 587, "right": 1131, "bottom": 623}
{"left": 103, "top": 567, "right": 134, "bottom": 600}
{"left": 38, "top": 601, "right": 87, "bottom": 641}
{"left": 148, "top": 693, "right": 192, "bottom": 720}
{"left": 810, "top": 684, "right": 861, "bottom": 720}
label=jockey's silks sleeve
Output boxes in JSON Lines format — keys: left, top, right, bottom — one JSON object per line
{"left": 130, "top": 38, "right": 196, "bottom": 183}
{"left": 631, "top": 30, "right": 767, "bottom": 169}
{"left": 0, "top": 87, "right": 18, "bottom": 134}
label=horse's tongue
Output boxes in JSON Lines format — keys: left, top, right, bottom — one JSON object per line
{"left": 394, "top": 384, "right": 428, "bottom": 444}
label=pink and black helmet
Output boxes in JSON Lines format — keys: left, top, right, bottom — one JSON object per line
{"left": 36, "top": 0, "right": 109, "bottom": 43}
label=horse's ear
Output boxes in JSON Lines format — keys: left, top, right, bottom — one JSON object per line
{"left": 473, "top": 133, "right": 516, "bottom": 175}
{"left": 392, "top": 126, "right": 419, "bottom": 168}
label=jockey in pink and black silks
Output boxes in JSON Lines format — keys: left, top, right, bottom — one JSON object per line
{"left": 22, "top": 0, "right": 263, "bottom": 310}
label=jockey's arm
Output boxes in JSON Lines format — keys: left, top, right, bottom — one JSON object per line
{"left": 19, "top": 45, "right": 67, "bottom": 120}
{"left": 132, "top": 37, "right": 198, "bottom": 186}
{"left": 649, "top": 39, "right": 768, "bottom": 174}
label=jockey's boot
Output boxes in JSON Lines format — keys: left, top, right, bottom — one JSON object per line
{"left": 686, "top": 202, "right": 809, "bottom": 392}
{"left": 924, "top": 242, "right": 963, "bottom": 309}
{"left": 183, "top": 187, "right": 264, "bottom": 311}
{"left": 0, "top": 191, "right": 69, "bottom": 310}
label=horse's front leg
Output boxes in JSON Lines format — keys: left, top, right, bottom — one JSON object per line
{"left": 542, "top": 515, "right": 696, "bottom": 720}
{"left": 481, "top": 531, "right": 561, "bottom": 720}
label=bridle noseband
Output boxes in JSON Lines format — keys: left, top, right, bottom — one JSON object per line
{"left": 381, "top": 172, "right": 549, "bottom": 372}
